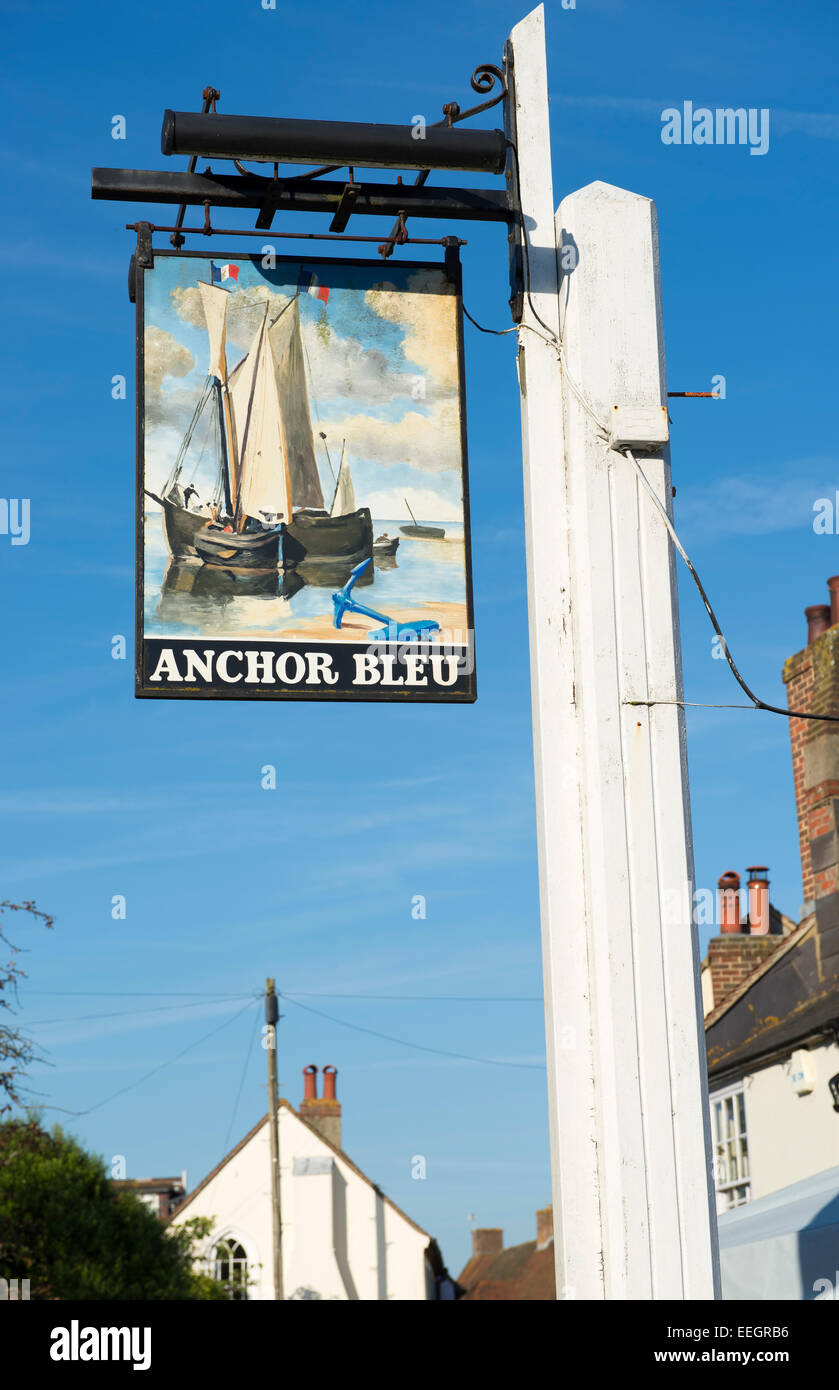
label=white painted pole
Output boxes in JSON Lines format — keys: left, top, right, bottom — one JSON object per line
{"left": 509, "top": 4, "right": 720, "bottom": 1299}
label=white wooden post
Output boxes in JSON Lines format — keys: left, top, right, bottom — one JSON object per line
{"left": 510, "top": 4, "right": 720, "bottom": 1299}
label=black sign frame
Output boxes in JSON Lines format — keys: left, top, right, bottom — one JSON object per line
{"left": 135, "top": 248, "right": 476, "bottom": 703}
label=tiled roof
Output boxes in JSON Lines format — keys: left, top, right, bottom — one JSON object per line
{"left": 114, "top": 1177, "right": 184, "bottom": 1192}
{"left": 458, "top": 1239, "right": 556, "bottom": 1301}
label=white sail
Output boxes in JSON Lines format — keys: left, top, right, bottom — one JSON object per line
{"left": 230, "top": 310, "right": 292, "bottom": 523}
{"left": 329, "top": 441, "right": 356, "bottom": 517}
{"left": 198, "top": 281, "right": 230, "bottom": 381}
{"left": 268, "top": 297, "right": 325, "bottom": 511}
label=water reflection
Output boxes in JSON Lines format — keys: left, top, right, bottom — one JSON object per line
{"left": 288, "top": 556, "right": 375, "bottom": 588}
{"left": 146, "top": 511, "right": 461, "bottom": 640}
{"left": 372, "top": 551, "right": 399, "bottom": 572}
{"left": 156, "top": 555, "right": 374, "bottom": 629}
{"left": 158, "top": 558, "right": 290, "bottom": 625}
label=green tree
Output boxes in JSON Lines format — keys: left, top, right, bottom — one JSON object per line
{"left": 0, "top": 1118, "right": 226, "bottom": 1300}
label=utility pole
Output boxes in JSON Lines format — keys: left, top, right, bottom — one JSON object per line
{"left": 509, "top": 5, "right": 719, "bottom": 1298}
{"left": 265, "top": 978, "right": 284, "bottom": 1301}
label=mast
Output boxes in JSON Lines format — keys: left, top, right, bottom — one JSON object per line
{"left": 198, "top": 280, "right": 238, "bottom": 515}
{"left": 330, "top": 439, "right": 355, "bottom": 518}
{"left": 405, "top": 496, "right": 419, "bottom": 527}
{"left": 220, "top": 380, "right": 238, "bottom": 513}
{"left": 329, "top": 440, "right": 345, "bottom": 515}
{"left": 214, "top": 380, "right": 233, "bottom": 516}
{"left": 319, "top": 430, "right": 337, "bottom": 482}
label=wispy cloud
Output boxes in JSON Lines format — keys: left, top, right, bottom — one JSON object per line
{"left": 675, "top": 468, "right": 837, "bottom": 538}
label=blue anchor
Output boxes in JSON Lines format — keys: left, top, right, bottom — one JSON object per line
{"left": 332, "top": 559, "right": 440, "bottom": 642}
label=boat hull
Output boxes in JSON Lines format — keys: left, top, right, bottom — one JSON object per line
{"left": 399, "top": 523, "right": 445, "bottom": 539}
{"left": 373, "top": 538, "right": 400, "bottom": 557}
{"left": 194, "top": 526, "right": 281, "bottom": 571}
{"left": 160, "top": 496, "right": 210, "bottom": 558}
{"left": 284, "top": 507, "right": 373, "bottom": 572}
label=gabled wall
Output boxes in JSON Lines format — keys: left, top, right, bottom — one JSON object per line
{"left": 169, "top": 1105, "right": 432, "bottom": 1301}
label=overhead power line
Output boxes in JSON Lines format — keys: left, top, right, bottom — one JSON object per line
{"left": 282, "top": 990, "right": 542, "bottom": 1002}
{"left": 39, "top": 1000, "right": 255, "bottom": 1118}
{"left": 26, "top": 994, "right": 257, "bottom": 1026}
{"left": 279, "top": 993, "right": 545, "bottom": 1071}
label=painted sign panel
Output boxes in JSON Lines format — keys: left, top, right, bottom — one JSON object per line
{"left": 136, "top": 250, "right": 475, "bottom": 701}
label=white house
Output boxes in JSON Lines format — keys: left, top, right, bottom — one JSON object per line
{"left": 169, "top": 1066, "right": 447, "bottom": 1300}
{"left": 702, "top": 588, "right": 839, "bottom": 1223}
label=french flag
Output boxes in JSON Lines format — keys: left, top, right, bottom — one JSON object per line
{"left": 211, "top": 262, "right": 239, "bottom": 286}
{"left": 298, "top": 268, "right": 330, "bottom": 305}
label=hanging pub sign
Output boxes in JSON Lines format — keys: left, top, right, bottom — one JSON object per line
{"left": 136, "top": 249, "right": 475, "bottom": 701}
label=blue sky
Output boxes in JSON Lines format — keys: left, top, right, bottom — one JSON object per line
{"left": 1, "top": 0, "right": 837, "bottom": 1275}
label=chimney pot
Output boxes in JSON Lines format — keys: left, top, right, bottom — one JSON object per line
{"left": 299, "top": 1065, "right": 342, "bottom": 1149}
{"left": 536, "top": 1205, "right": 553, "bottom": 1249}
{"left": 472, "top": 1228, "right": 503, "bottom": 1258}
{"left": 717, "top": 871, "right": 742, "bottom": 934}
{"left": 828, "top": 577, "right": 839, "bottom": 629}
{"left": 806, "top": 604, "right": 832, "bottom": 645}
{"left": 746, "top": 866, "right": 770, "bottom": 936}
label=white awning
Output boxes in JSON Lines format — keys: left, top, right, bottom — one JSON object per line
{"left": 718, "top": 1165, "right": 839, "bottom": 1300}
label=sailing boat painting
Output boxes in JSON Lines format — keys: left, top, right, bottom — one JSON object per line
{"left": 137, "top": 251, "right": 475, "bottom": 702}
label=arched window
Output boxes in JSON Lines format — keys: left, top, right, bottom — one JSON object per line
{"left": 211, "top": 1235, "right": 250, "bottom": 1300}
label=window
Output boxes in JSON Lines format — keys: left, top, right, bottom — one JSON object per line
{"left": 710, "top": 1083, "right": 750, "bottom": 1212}
{"left": 211, "top": 1236, "right": 250, "bottom": 1300}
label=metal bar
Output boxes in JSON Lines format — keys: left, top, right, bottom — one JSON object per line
{"left": 328, "top": 182, "right": 360, "bottom": 234}
{"left": 171, "top": 87, "right": 219, "bottom": 248}
{"left": 93, "top": 168, "right": 511, "bottom": 222}
{"left": 161, "top": 109, "right": 506, "bottom": 175}
{"left": 125, "top": 220, "right": 466, "bottom": 247}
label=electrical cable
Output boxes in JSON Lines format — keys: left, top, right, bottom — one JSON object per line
{"left": 26, "top": 990, "right": 259, "bottom": 997}
{"left": 221, "top": 1001, "right": 262, "bottom": 1157}
{"left": 37, "top": 1000, "right": 255, "bottom": 1118}
{"left": 25, "top": 994, "right": 256, "bottom": 1026}
{"left": 283, "top": 990, "right": 541, "bottom": 1002}
{"left": 279, "top": 992, "right": 545, "bottom": 1070}
{"left": 624, "top": 449, "right": 839, "bottom": 725}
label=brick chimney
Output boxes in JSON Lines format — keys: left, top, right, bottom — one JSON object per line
{"left": 472, "top": 1228, "right": 503, "bottom": 1257}
{"left": 783, "top": 583, "right": 839, "bottom": 918}
{"left": 707, "top": 868, "right": 782, "bottom": 1010}
{"left": 535, "top": 1206, "right": 553, "bottom": 1250}
{"left": 298, "top": 1064, "right": 342, "bottom": 1150}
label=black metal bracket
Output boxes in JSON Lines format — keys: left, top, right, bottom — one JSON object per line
{"left": 128, "top": 220, "right": 154, "bottom": 303}
{"left": 95, "top": 61, "right": 524, "bottom": 287}
{"left": 328, "top": 179, "right": 360, "bottom": 234}
{"left": 94, "top": 167, "right": 511, "bottom": 223}
{"left": 442, "top": 235, "right": 462, "bottom": 282}
{"left": 503, "top": 41, "right": 524, "bottom": 324}
{"left": 377, "top": 62, "right": 509, "bottom": 260}
{"left": 170, "top": 87, "right": 219, "bottom": 247}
